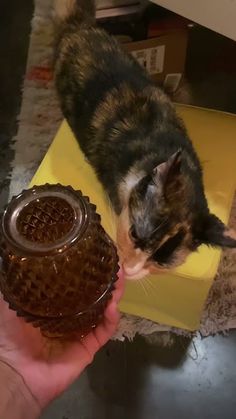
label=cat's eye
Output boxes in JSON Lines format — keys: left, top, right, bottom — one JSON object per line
{"left": 130, "top": 225, "right": 138, "bottom": 241}
{"left": 152, "top": 230, "right": 184, "bottom": 265}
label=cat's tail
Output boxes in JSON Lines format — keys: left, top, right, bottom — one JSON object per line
{"left": 53, "top": 0, "right": 95, "bottom": 25}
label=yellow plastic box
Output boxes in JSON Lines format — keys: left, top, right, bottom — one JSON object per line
{"left": 31, "top": 105, "right": 236, "bottom": 331}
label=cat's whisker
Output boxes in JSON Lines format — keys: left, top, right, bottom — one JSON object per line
{"left": 143, "top": 279, "right": 150, "bottom": 297}
{"left": 150, "top": 218, "right": 168, "bottom": 237}
{"left": 144, "top": 278, "right": 151, "bottom": 293}
{"left": 105, "top": 194, "right": 117, "bottom": 241}
{"left": 145, "top": 277, "right": 156, "bottom": 295}
{"left": 138, "top": 279, "right": 148, "bottom": 297}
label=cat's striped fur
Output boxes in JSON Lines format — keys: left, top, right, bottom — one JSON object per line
{"left": 54, "top": 0, "right": 236, "bottom": 280}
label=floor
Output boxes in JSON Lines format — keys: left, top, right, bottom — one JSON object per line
{"left": 1, "top": 1, "right": 236, "bottom": 418}
{"left": 41, "top": 334, "right": 236, "bottom": 419}
{"left": 0, "top": 0, "right": 34, "bottom": 211}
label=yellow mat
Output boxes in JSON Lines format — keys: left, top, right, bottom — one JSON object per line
{"left": 31, "top": 104, "right": 236, "bottom": 331}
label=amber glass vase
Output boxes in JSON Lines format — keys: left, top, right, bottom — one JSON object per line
{"left": 0, "top": 184, "right": 119, "bottom": 338}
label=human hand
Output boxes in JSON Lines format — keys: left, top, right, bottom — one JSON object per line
{"left": 0, "top": 269, "right": 124, "bottom": 411}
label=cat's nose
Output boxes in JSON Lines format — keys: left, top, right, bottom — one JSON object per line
{"left": 123, "top": 261, "right": 144, "bottom": 277}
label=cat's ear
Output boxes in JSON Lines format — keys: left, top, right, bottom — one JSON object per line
{"left": 152, "top": 150, "right": 182, "bottom": 185}
{"left": 196, "top": 213, "right": 236, "bottom": 248}
{"left": 152, "top": 150, "right": 184, "bottom": 206}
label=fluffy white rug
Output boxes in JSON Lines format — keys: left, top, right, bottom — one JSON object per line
{"left": 10, "top": 0, "right": 236, "bottom": 340}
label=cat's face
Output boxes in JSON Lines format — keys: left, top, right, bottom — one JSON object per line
{"left": 117, "top": 151, "right": 236, "bottom": 280}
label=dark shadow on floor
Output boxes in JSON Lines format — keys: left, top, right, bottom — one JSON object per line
{"left": 0, "top": 0, "right": 34, "bottom": 210}
{"left": 87, "top": 335, "right": 191, "bottom": 406}
{"left": 41, "top": 331, "right": 236, "bottom": 419}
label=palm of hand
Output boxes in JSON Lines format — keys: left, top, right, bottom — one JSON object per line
{"left": 0, "top": 272, "right": 124, "bottom": 408}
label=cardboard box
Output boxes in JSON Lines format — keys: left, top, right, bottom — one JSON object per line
{"left": 122, "top": 30, "right": 188, "bottom": 92}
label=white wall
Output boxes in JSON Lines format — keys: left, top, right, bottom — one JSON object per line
{"left": 150, "top": 0, "right": 236, "bottom": 41}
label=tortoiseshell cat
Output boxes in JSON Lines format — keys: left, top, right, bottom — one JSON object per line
{"left": 54, "top": 0, "right": 236, "bottom": 280}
